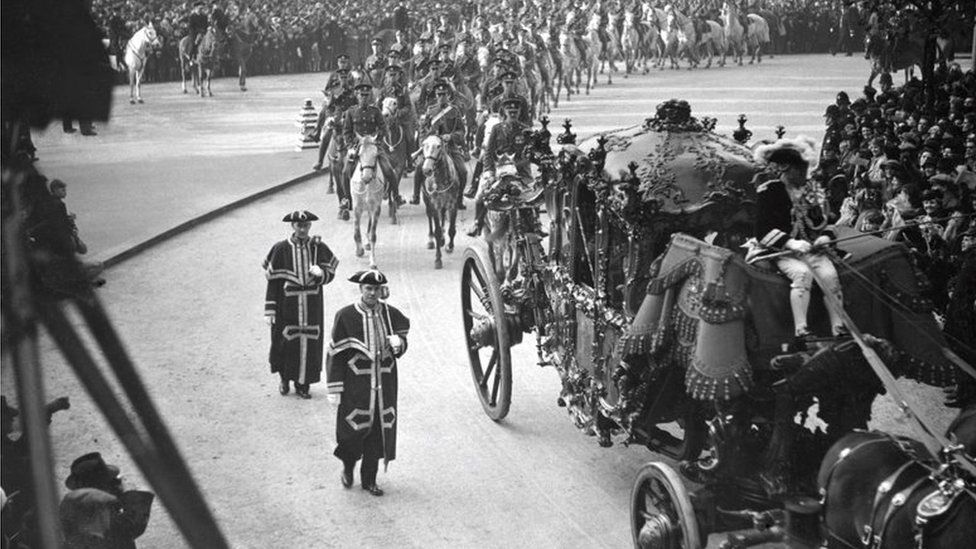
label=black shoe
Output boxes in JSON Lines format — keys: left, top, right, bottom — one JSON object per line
{"left": 297, "top": 389, "right": 311, "bottom": 399}
{"left": 395, "top": 195, "right": 406, "bottom": 206}
{"left": 362, "top": 484, "right": 384, "bottom": 497}
{"left": 312, "top": 163, "right": 322, "bottom": 171}
{"left": 63, "top": 127, "right": 77, "bottom": 134}
{"left": 81, "top": 129, "right": 97, "bottom": 136}
{"left": 409, "top": 196, "right": 420, "bottom": 205}
{"left": 279, "top": 382, "right": 290, "bottom": 395}
{"left": 341, "top": 469, "right": 353, "bottom": 489}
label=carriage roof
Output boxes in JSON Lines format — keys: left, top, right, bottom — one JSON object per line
{"left": 572, "top": 100, "right": 761, "bottom": 228}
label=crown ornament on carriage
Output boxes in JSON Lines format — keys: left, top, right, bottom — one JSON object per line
{"left": 644, "top": 99, "right": 716, "bottom": 133}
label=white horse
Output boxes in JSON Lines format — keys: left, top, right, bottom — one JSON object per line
{"left": 124, "top": 23, "right": 162, "bottom": 104}
{"left": 350, "top": 135, "right": 385, "bottom": 269}
{"left": 697, "top": 20, "right": 727, "bottom": 68}
{"left": 558, "top": 29, "right": 585, "bottom": 99}
{"left": 720, "top": 2, "right": 747, "bottom": 66}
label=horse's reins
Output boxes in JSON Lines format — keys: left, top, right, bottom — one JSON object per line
{"left": 423, "top": 152, "right": 457, "bottom": 194}
{"left": 127, "top": 29, "right": 157, "bottom": 65}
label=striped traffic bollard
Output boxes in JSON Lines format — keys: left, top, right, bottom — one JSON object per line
{"left": 295, "top": 98, "right": 319, "bottom": 151}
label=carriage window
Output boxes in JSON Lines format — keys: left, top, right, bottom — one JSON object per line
{"left": 572, "top": 184, "right": 597, "bottom": 287}
{"left": 605, "top": 219, "right": 629, "bottom": 310}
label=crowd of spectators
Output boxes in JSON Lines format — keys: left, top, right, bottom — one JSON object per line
{"left": 85, "top": 0, "right": 867, "bottom": 84}
{"left": 814, "top": 64, "right": 976, "bottom": 364}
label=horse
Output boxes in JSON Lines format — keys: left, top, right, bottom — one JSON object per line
{"left": 324, "top": 120, "right": 350, "bottom": 220}
{"left": 349, "top": 135, "right": 386, "bottom": 269}
{"left": 381, "top": 98, "right": 407, "bottom": 225}
{"left": 224, "top": 24, "right": 253, "bottom": 91}
{"left": 177, "top": 35, "right": 200, "bottom": 94}
{"left": 818, "top": 404, "right": 976, "bottom": 549}
{"left": 124, "top": 23, "right": 162, "bottom": 104}
{"left": 720, "top": 2, "right": 747, "bottom": 66}
{"left": 744, "top": 13, "right": 771, "bottom": 64}
{"left": 621, "top": 11, "right": 644, "bottom": 76}
{"left": 696, "top": 20, "right": 727, "bottom": 69}
{"left": 420, "top": 135, "right": 460, "bottom": 270}
{"left": 583, "top": 16, "right": 611, "bottom": 87}
{"left": 664, "top": 7, "right": 699, "bottom": 70}
{"left": 558, "top": 29, "right": 586, "bottom": 100}
{"left": 866, "top": 32, "right": 926, "bottom": 88}
{"left": 196, "top": 26, "right": 220, "bottom": 97}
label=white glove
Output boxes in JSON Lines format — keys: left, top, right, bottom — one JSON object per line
{"left": 309, "top": 265, "right": 324, "bottom": 278}
{"left": 785, "top": 239, "right": 812, "bottom": 254}
{"left": 388, "top": 334, "right": 404, "bottom": 354}
{"left": 813, "top": 235, "right": 831, "bottom": 247}
{"left": 264, "top": 315, "right": 275, "bottom": 326}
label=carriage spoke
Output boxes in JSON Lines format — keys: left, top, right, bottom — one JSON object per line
{"left": 468, "top": 279, "right": 487, "bottom": 305}
{"left": 490, "top": 363, "right": 502, "bottom": 406}
{"left": 480, "top": 349, "right": 498, "bottom": 389}
{"left": 465, "top": 309, "right": 488, "bottom": 322}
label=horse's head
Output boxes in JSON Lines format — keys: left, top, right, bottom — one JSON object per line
{"left": 495, "top": 153, "right": 519, "bottom": 180}
{"left": 356, "top": 134, "right": 379, "bottom": 181}
{"left": 421, "top": 135, "right": 443, "bottom": 177}
{"left": 381, "top": 97, "right": 398, "bottom": 118}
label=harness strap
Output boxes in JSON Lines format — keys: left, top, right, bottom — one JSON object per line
{"left": 862, "top": 460, "right": 923, "bottom": 547}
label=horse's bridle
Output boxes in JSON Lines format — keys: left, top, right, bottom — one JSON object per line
{"left": 423, "top": 150, "right": 457, "bottom": 194}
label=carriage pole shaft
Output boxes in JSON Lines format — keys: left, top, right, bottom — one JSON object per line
{"left": 808, "top": 262, "right": 976, "bottom": 476}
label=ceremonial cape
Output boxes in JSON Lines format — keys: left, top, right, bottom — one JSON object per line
{"left": 263, "top": 235, "right": 338, "bottom": 384}
{"left": 327, "top": 302, "right": 410, "bottom": 465}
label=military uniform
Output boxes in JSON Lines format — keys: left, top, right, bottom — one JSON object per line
{"left": 412, "top": 87, "right": 469, "bottom": 203}
{"left": 483, "top": 118, "right": 531, "bottom": 176}
{"left": 342, "top": 98, "right": 397, "bottom": 191}
{"left": 489, "top": 90, "right": 531, "bottom": 125}
{"left": 377, "top": 78, "right": 418, "bottom": 152}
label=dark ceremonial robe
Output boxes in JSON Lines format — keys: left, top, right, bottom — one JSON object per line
{"left": 327, "top": 302, "right": 410, "bottom": 465}
{"left": 263, "top": 235, "right": 338, "bottom": 385}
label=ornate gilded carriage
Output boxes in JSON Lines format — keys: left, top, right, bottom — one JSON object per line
{"left": 459, "top": 100, "right": 959, "bottom": 548}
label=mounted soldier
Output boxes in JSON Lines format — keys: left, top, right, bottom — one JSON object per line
{"left": 183, "top": 1, "right": 209, "bottom": 59}
{"left": 343, "top": 83, "right": 398, "bottom": 197}
{"left": 312, "top": 67, "right": 355, "bottom": 171}
{"left": 467, "top": 97, "right": 532, "bottom": 237}
{"left": 364, "top": 37, "right": 387, "bottom": 85}
{"left": 412, "top": 81, "right": 468, "bottom": 207}
{"left": 377, "top": 64, "right": 418, "bottom": 158}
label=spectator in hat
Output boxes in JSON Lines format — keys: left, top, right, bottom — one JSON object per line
{"left": 63, "top": 452, "right": 155, "bottom": 549}
{"left": 263, "top": 210, "right": 339, "bottom": 399}
{"left": 752, "top": 137, "right": 849, "bottom": 347}
{"left": 327, "top": 269, "right": 410, "bottom": 497}
{"left": 60, "top": 488, "right": 120, "bottom": 549}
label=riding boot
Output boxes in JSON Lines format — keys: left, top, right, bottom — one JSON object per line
{"left": 466, "top": 200, "right": 487, "bottom": 237}
{"left": 315, "top": 130, "right": 332, "bottom": 170}
{"left": 411, "top": 163, "right": 423, "bottom": 204}
{"left": 465, "top": 160, "right": 483, "bottom": 198}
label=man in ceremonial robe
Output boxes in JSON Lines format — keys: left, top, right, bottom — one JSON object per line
{"left": 263, "top": 210, "right": 339, "bottom": 399}
{"left": 327, "top": 270, "right": 410, "bottom": 497}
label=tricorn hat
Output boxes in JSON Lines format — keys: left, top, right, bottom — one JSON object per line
{"left": 753, "top": 136, "right": 818, "bottom": 169}
{"left": 282, "top": 210, "right": 319, "bottom": 222}
{"left": 348, "top": 269, "right": 388, "bottom": 285}
{"left": 65, "top": 452, "right": 121, "bottom": 490}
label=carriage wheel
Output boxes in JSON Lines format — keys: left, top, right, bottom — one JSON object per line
{"left": 631, "top": 462, "right": 702, "bottom": 549}
{"left": 461, "top": 243, "right": 513, "bottom": 421}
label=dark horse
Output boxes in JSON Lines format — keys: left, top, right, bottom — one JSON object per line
{"left": 818, "top": 404, "right": 976, "bottom": 549}
{"left": 224, "top": 22, "right": 253, "bottom": 91}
